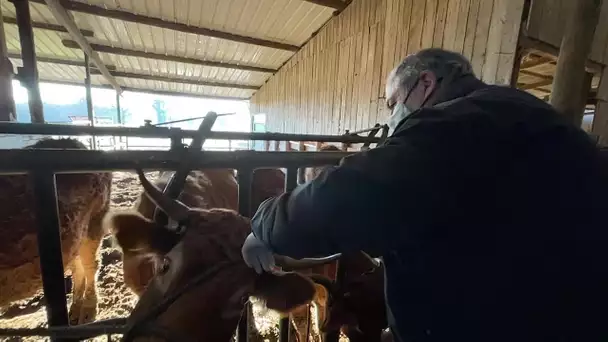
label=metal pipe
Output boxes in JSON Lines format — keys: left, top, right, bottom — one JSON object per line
{"left": 84, "top": 53, "right": 97, "bottom": 149}
{"left": 154, "top": 113, "right": 218, "bottom": 225}
{"left": 31, "top": 170, "right": 69, "bottom": 341}
{"left": 344, "top": 124, "right": 386, "bottom": 136}
{"left": 11, "top": 0, "right": 44, "bottom": 123}
{"left": 278, "top": 167, "right": 299, "bottom": 342}
{"left": 0, "top": 150, "right": 349, "bottom": 174}
{"left": 0, "top": 122, "right": 382, "bottom": 144}
{"left": 152, "top": 112, "right": 235, "bottom": 126}
{"left": 236, "top": 168, "right": 253, "bottom": 342}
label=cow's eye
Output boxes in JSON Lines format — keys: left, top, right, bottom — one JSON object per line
{"left": 158, "top": 256, "right": 171, "bottom": 274}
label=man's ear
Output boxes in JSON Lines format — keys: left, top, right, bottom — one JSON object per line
{"left": 252, "top": 272, "right": 317, "bottom": 313}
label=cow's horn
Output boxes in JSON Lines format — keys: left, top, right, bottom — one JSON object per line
{"left": 136, "top": 169, "right": 190, "bottom": 222}
{"left": 274, "top": 254, "right": 342, "bottom": 270}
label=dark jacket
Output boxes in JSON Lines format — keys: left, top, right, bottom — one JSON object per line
{"left": 251, "top": 75, "right": 608, "bottom": 341}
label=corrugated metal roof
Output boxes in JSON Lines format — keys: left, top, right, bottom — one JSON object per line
{"left": 1, "top": 0, "right": 347, "bottom": 99}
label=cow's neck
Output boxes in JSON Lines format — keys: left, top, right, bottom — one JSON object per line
{"left": 154, "top": 263, "right": 256, "bottom": 341}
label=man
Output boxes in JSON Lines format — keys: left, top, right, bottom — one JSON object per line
{"left": 242, "top": 48, "right": 608, "bottom": 341}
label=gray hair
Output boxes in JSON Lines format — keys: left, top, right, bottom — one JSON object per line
{"left": 392, "top": 48, "right": 474, "bottom": 89}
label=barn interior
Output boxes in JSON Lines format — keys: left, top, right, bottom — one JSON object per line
{"left": 0, "top": 0, "right": 606, "bottom": 342}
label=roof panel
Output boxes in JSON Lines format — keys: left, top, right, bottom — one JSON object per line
{"left": 70, "top": 0, "right": 334, "bottom": 46}
{"left": 0, "top": 0, "right": 343, "bottom": 99}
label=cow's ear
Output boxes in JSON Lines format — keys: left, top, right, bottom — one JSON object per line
{"left": 104, "top": 211, "right": 158, "bottom": 253}
{"left": 252, "top": 272, "right": 317, "bottom": 313}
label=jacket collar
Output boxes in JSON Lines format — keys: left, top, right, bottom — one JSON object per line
{"left": 428, "top": 74, "right": 487, "bottom": 107}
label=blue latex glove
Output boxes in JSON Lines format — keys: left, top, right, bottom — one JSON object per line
{"left": 241, "top": 233, "right": 275, "bottom": 274}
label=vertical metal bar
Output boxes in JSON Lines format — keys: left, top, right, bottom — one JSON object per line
{"left": 115, "top": 91, "right": 122, "bottom": 125}
{"left": 297, "top": 167, "right": 306, "bottom": 184}
{"left": 31, "top": 170, "right": 69, "bottom": 341}
{"left": 11, "top": 0, "right": 43, "bottom": 123}
{"left": 84, "top": 54, "right": 96, "bottom": 150}
{"left": 279, "top": 166, "right": 299, "bottom": 342}
{"left": 237, "top": 168, "right": 253, "bottom": 342}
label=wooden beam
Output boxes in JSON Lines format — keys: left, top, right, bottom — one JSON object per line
{"left": 303, "top": 0, "right": 348, "bottom": 11}
{"left": 519, "top": 35, "right": 602, "bottom": 72}
{"left": 520, "top": 69, "right": 553, "bottom": 80}
{"left": 84, "top": 53, "right": 96, "bottom": 149}
{"left": 42, "top": 0, "right": 121, "bottom": 92}
{"left": 89, "top": 69, "right": 259, "bottom": 90}
{"left": 37, "top": 78, "right": 250, "bottom": 100}
{"left": 550, "top": 0, "right": 602, "bottom": 125}
{"left": 7, "top": 52, "right": 117, "bottom": 70}
{"left": 520, "top": 78, "right": 554, "bottom": 90}
{"left": 30, "top": 0, "right": 300, "bottom": 52}
{"left": 520, "top": 56, "right": 554, "bottom": 70}
{"left": 2, "top": 16, "right": 94, "bottom": 36}
{"left": 12, "top": 0, "right": 44, "bottom": 123}
{"left": 0, "top": 11, "right": 16, "bottom": 121}
{"left": 61, "top": 39, "right": 277, "bottom": 74}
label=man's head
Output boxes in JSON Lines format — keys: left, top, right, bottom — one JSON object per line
{"left": 385, "top": 48, "right": 474, "bottom": 129}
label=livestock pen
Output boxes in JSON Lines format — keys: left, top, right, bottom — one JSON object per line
{"left": 0, "top": 115, "right": 386, "bottom": 342}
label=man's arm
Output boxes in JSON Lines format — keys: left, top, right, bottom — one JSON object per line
{"left": 251, "top": 162, "right": 401, "bottom": 258}
{"left": 250, "top": 108, "right": 497, "bottom": 259}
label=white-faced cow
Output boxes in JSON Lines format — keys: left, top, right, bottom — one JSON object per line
{"left": 0, "top": 138, "right": 112, "bottom": 325}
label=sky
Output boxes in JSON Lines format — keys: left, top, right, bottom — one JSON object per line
{"left": 11, "top": 81, "right": 254, "bottom": 150}
{"left": 12, "top": 80, "right": 252, "bottom": 130}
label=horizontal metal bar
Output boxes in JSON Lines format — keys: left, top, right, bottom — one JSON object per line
{"left": 0, "top": 150, "right": 350, "bottom": 174}
{"left": 0, "top": 122, "right": 381, "bottom": 144}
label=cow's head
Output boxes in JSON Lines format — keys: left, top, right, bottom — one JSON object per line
{"left": 107, "top": 170, "right": 341, "bottom": 341}
{"left": 305, "top": 144, "right": 342, "bottom": 181}
{"left": 320, "top": 253, "right": 387, "bottom": 341}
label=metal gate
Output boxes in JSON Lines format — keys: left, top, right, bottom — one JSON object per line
{"left": 0, "top": 117, "right": 386, "bottom": 342}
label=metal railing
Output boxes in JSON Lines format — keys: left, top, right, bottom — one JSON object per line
{"left": 0, "top": 114, "right": 386, "bottom": 342}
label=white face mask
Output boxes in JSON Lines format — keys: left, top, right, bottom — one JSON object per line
{"left": 387, "top": 102, "right": 414, "bottom": 131}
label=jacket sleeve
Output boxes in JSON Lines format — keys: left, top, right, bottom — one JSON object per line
{"left": 250, "top": 163, "right": 401, "bottom": 258}
{"left": 250, "top": 107, "right": 499, "bottom": 259}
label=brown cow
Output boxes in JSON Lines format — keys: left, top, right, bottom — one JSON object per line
{"left": 105, "top": 170, "right": 341, "bottom": 341}
{"left": 0, "top": 138, "right": 112, "bottom": 325}
{"left": 111, "top": 168, "right": 330, "bottom": 340}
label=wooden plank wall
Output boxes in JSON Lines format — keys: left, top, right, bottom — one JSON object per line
{"left": 250, "top": 0, "right": 525, "bottom": 134}
{"left": 527, "top": 0, "right": 608, "bottom": 65}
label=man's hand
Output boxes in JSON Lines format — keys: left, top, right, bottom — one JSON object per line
{"left": 241, "top": 233, "right": 276, "bottom": 274}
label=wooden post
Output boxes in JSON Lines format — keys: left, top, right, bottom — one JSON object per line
{"left": 84, "top": 53, "right": 96, "bottom": 149}
{"left": 0, "top": 10, "right": 16, "bottom": 121}
{"left": 11, "top": 0, "right": 44, "bottom": 123}
{"left": 549, "top": 0, "right": 603, "bottom": 124}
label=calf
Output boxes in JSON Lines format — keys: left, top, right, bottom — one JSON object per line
{"left": 0, "top": 138, "right": 112, "bottom": 325}
{"left": 106, "top": 170, "right": 341, "bottom": 341}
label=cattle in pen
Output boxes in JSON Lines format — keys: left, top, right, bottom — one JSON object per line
{"left": 111, "top": 167, "right": 331, "bottom": 340}
{"left": 106, "top": 169, "right": 342, "bottom": 341}
{"left": 0, "top": 138, "right": 113, "bottom": 325}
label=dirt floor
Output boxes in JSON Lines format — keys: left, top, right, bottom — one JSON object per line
{"left": 0, "top": 172, "right": 333, "bottom": 342}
